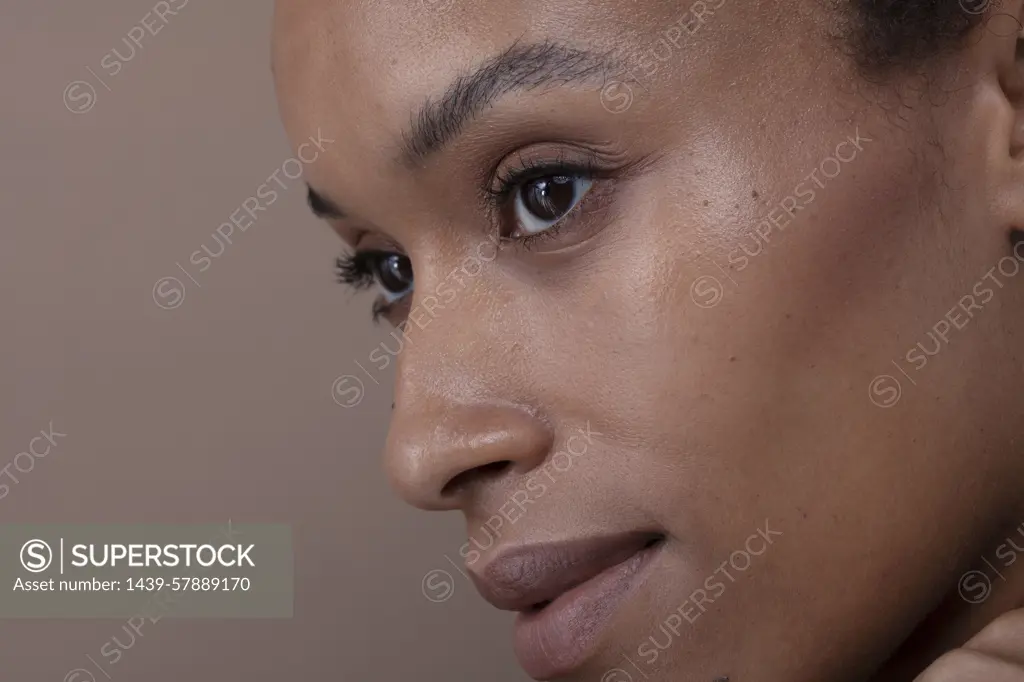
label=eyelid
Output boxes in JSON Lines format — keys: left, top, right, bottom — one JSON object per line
{"left": 353, "top": 230, "right": 407, "bottom": 254}
{"left": 373, "top": 295, "right": 413, "bottom": 326}
{"left": 485, "top": 145, "right": 612, "bottom": 198}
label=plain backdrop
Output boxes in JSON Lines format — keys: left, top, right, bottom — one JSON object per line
{"left": 0, "top": 1, "right": 527, "bottom": 679}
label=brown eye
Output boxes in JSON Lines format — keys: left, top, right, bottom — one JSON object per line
{"left": 371, "top": 253, "right": 413, "bottom": 301}
{"left": 515, "top": 175, "right": 593, "bottom": 235}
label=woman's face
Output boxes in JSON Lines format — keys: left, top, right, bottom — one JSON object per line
{"left": 273, "top": 1, "right": 1024, "bottom": 680}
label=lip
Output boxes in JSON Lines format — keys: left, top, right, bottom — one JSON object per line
{"left": 468, "top": 531, "right": 665, "bottom": 679}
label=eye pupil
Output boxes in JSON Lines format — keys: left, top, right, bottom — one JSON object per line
{"left": 376, "top": 254, "right": 413, "bottom": 294}
{"left": 523, "top": 176, "right": 577, "bottom": 221}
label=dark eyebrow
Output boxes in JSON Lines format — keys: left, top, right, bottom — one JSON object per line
{"left": 307, "top": 185, "right": 345, "bottom": 219}
{"left": 400, "top": 39, "right": 619, "bottom": 166}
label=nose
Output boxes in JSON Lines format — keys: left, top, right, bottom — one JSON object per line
{"left": 385, "top": 399, "right": 554, "bottom": 511}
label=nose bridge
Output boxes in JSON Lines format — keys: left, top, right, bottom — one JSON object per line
{"left": 401, "top": 229, "right": 501, "bottom": 343}
{"left": 390, "top": 237, "right": 506, "bottom": 405}
{"left": 366, "top": 256, "right": 490, "bottom": 391}
{"left": 382, "top": 254, "right": 552, "bottom": 510}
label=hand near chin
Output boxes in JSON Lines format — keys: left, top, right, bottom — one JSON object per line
{"left": 914, "top": 608, "right": 1024, "bottom": 681}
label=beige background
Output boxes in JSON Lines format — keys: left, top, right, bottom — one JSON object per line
{"left": 0, "top": 1, "right": 526, "bottom": 679}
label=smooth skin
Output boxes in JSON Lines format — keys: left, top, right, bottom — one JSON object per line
{"left": 273, "top": 0, "right": 1024, "bottom": 680}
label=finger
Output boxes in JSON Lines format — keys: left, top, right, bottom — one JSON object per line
{"left": 962, "top": 608, "right": 1024, "bottom": 667}
{"left": 916, "top": 649, "right": 1024, "bottom": 682}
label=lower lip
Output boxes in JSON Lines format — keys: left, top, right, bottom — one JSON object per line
{"left": 512, "top": 541, "right": 663, "bottom": 680}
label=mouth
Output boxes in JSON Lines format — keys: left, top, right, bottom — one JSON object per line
{"left": 469, "top": 531, "right": 666, "bottom": 679}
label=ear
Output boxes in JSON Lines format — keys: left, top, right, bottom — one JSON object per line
{"left": 992, "top": 1, "right": 1024, "bottom": 155}
{"left": 973, "top": 1, "right": 1024, "bottom": 229}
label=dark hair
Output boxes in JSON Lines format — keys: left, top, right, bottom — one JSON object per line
{"left": 845, "top": 0, "right": 989, "bottom": 73}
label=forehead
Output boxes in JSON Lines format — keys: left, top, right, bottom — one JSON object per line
{"left": 271, "top": 0, "right": 754, "bottom": 138}
{"left": 271, "top": 0, "right": 803, "bottom": 238}
{"left": 272, "top": 0, "right": 651, "bottom": 143}
{"left": 272, "top": 0, "right": 651, "bottom": 110}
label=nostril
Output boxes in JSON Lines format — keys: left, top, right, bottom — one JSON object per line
{"left": 385, "top": 405, "right": 552, "bottom": 510}
{"left": 441, "top": 460, "right": 513, "bottom": 498}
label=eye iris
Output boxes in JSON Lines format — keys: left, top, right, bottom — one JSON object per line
{"left": 377, "top": 254, "right": 412, "bottom": 293}
{"left": 523, "top": 176, "right": 577, "bottom": 221}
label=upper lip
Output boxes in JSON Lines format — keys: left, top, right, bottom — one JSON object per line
{"left": 468, "top": 531, "right": 664, "bottom": 612}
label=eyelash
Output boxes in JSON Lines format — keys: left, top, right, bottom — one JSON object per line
{"left": 335, "top": 252, "right": 375, "bottom": 291}
{"left": 335, "top": 251, "right": 396, "bottom": 323}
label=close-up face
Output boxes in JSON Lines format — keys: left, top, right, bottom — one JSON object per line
{"left": 272, "top": 1, "right": 1024, "bottom": 680}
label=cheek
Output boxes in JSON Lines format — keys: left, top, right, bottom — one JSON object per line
{"left": 644, "top": 122, "right": 1005, "bottom": 582}
{"left": 564, "top": 132, "right": 990, "bottom": 530}
{"left": 589, "top": 141, "right": 1013, "bottom": 678}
